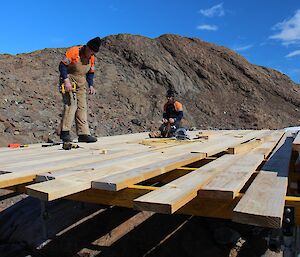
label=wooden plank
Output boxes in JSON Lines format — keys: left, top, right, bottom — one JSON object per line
{"left": 293, "top": 132, "right": 300, "bottom": 152}
{"left": 198, "top": 153, "right": 264, "bottom": 199}
{"left": 254, "top": 141, "right": 279, "bottom": 159}
{"left": 227, "top": 139, "right": 262, "bottom": 154}
{"left": 145, "top": 130, "right": 263, "bottom": 157}
{"left": 0, "top": 132, "right": 150, "bottom": 163}
{"left": 233, "top": 171, "right": 288, "bottom": 228}
{"left": 189, "top": 130, "right": 270, "bottom": 156}
{"left": 0, "top": 136, "right": 155, "bottom": 166}
{"left": 92, "top": 153, "right": 206, "bottom": 191}
{"left": 25, "top": 150, "right": 200, "bottom": 201}
{"left": 1, "top": 142, "right": 153, "bottom": 170}
{"left": 195, "top": 130, "right": 218, "bottom": 140}
{"left": 0, "top": 146, "right": 161, "bottom": 188}
{"left": 234, "top": 132, "right": 293, "bottom": 228}
{"left": 26, "top": 132, "right": 243, "bottom": 182}
{"left": 133, "top": 154, "right": 244, "bottom": 214}
{"left": 197, "top": 132, "right": 284, "bottom": 199}
{"left": 227, "top": 130, "right": 282, "bottom": 155}
{"left": 91, "top": 131, "right": 270, "bottom": 192}
{"left": 35, "top": 141, "right": 208, "bottom": 182}
{"left": 0, "top": 131, "right": 196, "bottom": 187}
{"left": 1, "top": 130, "right": 258, "bottom": 179}
{"left": 80, "top": 132, "right": 149, "bottom": 146}
{"left": 0, "top": 141, "right": 189, "bottom": 188}
{"left": 232, "top": 132, "right": 292, "bottom": 228}
{"left": 0, "top": 142, "right": 46, "bottom": 153}
{"left": 0, "top": 136, "right": 184, "bottom": 187}
{"left": 28, "top": 131, "right": 270, "bottom": 203}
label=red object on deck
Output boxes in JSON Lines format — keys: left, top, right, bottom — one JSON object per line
{"left": 7, "top": 143, "right": 21, "bottom": 148}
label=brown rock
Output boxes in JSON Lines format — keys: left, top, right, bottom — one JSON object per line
{"left": 0, "top": 34, "right": 299, "bottom": 146}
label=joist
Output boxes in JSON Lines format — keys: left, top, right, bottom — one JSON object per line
{"left": 133, "top": 154, "right": 245, "bottom": 214}
{"left": 232, "top": 171, "right": 288, "bottom": 228}
{"left": 65, "top": 189, "right": 300, "bottom": 225}
{"left": 293, "top": 132, "right": 300, "bottom": 152}
{"left": 66, "top": 188, "right": 240, "bottom": 220}
{"left": 285, "top": 196, "right": 300, "bottom": 225}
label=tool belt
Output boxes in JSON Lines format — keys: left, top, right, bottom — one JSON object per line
{"left": 60, "top": 81, "right": 77, "bottom": 94}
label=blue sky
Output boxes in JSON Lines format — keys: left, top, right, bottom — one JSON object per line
{"left": 1, "top": 0, "right": 300, "bottom": 84}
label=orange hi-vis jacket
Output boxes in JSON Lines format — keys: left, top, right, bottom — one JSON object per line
{"left": 163, "top": 101, "right": 183, "bottom": 121}
{"left": 62, "top": 45, "right": 95, "bottom": 73}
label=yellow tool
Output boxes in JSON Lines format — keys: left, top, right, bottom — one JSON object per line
{"left": 60, "top": 82, "right": 77, "bottom": 94}
{"left": 62, "top": 142, "right": 80, "bottom": 150}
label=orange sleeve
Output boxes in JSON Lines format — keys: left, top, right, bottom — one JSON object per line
{"left": 89, "top": 55, "right": 95, "bottom": 73}
{"left": 174, "top": 102, "right": 183, "bottom": 111}
{"left": 62, "top": 46, "right": 80, "bottom": 65}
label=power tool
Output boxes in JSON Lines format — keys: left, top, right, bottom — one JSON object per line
{"left": 60, "top": 81, "right": 77, "bottom": 94}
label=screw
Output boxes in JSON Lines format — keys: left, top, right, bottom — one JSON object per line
{"left": 285, "top": 208, "right": 291, "bottom": 214}
{"left": 285, "top": 218, "right": 291, "bottom": 224}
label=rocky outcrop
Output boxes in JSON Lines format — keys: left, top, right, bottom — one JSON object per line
{"left": 0, "top": 34, "right": 299, "bottom": 146}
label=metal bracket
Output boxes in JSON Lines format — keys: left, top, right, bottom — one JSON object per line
{"left": 282, "top": 206, "right": 296, "bottom": 256}
{"left": 283, "top": 206, "right": 295, "bottom": 236}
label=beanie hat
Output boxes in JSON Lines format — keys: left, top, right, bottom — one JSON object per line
{"left": 87, "top": 37, "right": 101, "bottom": 52}
{"left": 166, "top": 88, "right": 175, "bottom": 97}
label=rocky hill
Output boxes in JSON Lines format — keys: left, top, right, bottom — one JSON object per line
{"left": 0, "top": 34, "right": 299, "bottom": 146}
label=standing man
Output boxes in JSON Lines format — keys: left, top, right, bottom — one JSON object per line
{"left": 59, "top": 37, "right": 101, "bottom": 143}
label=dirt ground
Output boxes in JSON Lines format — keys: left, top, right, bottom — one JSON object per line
{"left": 0, "top": 190, "right": 281, "bottom": 257}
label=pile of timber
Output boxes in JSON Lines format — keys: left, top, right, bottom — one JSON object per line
{"left": 0, "top": 129, "right": 298, "bottom": 229}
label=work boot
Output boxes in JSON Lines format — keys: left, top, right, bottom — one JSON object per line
{"left": 78, "top": 134, "right": 97, "bottom": 143}
{"left": 60, "top": 131, "right": 71, "bottom": 142}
